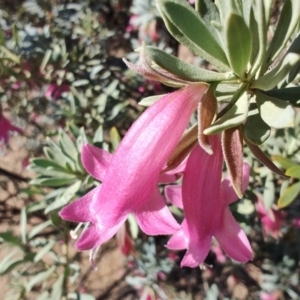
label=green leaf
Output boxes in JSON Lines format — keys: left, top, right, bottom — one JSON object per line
{"left": 263, "top": 171, "right": 275, "bottom": 209}
{"left": 243, "top": 110, "right": 270, "bottom": 145}
{"left": 272, "top": 156, "right": 296, "bottom": 170}
{"left": 146, "top": 46, "right": 235, "bottom": 82}
{"left": 51, "top": 273, "right": 64, "bottom": 300}
{"left": 0, "top": 29, "right": 5, "bottom": 46}
{"left": 263, "top": 87, "right": 300, "bottom": 107}
{"left": 223, "top": 12, "right": 252, "bottom": 76}
{"left": 0, "top": 251, "right": 33, "bottom": 275}
{"left": 215, "top": 0, "right": 237, "bottom": 23}
{"left": 30, "top": 177, "right": 76, "bottom": 187}
{"left": 280, "top": 32, "right": 300, "bottom": 85}
{"left": 264, "top": 0, "right": 300, "bottom": 69}
{"left": 252, "top": 53, "right": 300, "bottom": 90}
{"left": 28, "top": 220, "right": 52, "bottom": 240}
{"left": 26, "top": 265, "right": 56, "bottom": 292}
{"left": 286, "top": 165, "right": 300, "bottom": 179}
{"left": 72, "top": 79, "right": 89, "bottom": 87}
{"left": 197, "top": 0, "right": 221, "bottom": 29}
{"left": 139, "top": 94, "right": 165, "bottom": 107}
{"left": 43, "top": 144, "right": 76, "bottom": 171}
{"left": 12, "top": 24, "right": 20, "bottom": 46}
{"left": 249, "top": 1, "right": 267, "bottom": 75}
{"left": 30, "top": 158, "right": 67, "bottom": 172}
{"left": 241, "top": 1, "right": 252, "bottom": 26}
{"left": 0, "top": 232, "right": 21, "bottom": 246}
{"left": 40, "top": 49, "right": 52, "bottom": 73}
{"left": 237, "top": 199, "right": 255, "bottom": 215}
{"left": 278, "top": 181, "right": 300, "bottom": 208}
{"left": 34, "top": 240, "right": 56, "bottom": 263}
{"left": 58, "top": 129, "right": 78, "bottom": 161}
{"left": 110, "top": 127, "right": 121, "bottom": 151}
{"left": 157, "top": 0, "right": 230, "bottom": 71}
{"left": 20, "top": 207, "right": 27, "bottom": 244}
{"left": 204, "top": 91, "right": 248, "bottom": 135}
{"left": 107, "top": 101, "right": 130, "bottom": 121}
{"left": 256, "top": 91, "right": 295, "bottom": 129}
{"left": 45, "top": 180, "right": 82, "bottom": 213}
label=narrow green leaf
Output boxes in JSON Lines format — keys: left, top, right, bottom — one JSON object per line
{"left": 280, "top": 32, "right": 300, "bottom": 85}
{"left": 30, "top": 158, "right": 67, "bottom": 172}
{"left": 34, "top": 240, "right": 56, "bottom": 263}
{"left": 204, "top": 91, "right": 248, "bottom": 135}
{"left": 28, "top": 220, "right": 52, "bottom": 240}
{"left": 278, "top": 181, "right": 300, "bottom": 208}
{"left": 256, "top": 91, "right": 295, "bottom": 129}
{"left": 0, "top": 259, "right": 28, "bottom": 275}
{"left": 252, "top": 53, "right": 300, "bottom": 90}
{"left": 139, "top": 94, "right": 165, "bottom": 107}
{"left": 26, "top": 265, "right": 56, "bottom": 292}
{"left": 264, "top": 0, "right": 300, "bottom": 68}
{"left": 146, "top": 46, "right": 235, "bottom": 82}
{"left": 215, "top": 0, "right": 237, "bottom": 23}
{"left": 249, "top": 0, "right": 267, "bottom": 75}
{"left": 0, "top": 232, "right": 21, "bottom": 246}
{"left": 0, "top": 29, "right": 5, "bottom": 45}
{"left": 40, "top": 49, "right": 52, "bottom": 72}
{"left": 59, "top": 129, "right": 78, "bottom": 161}
{"left": 196, "top": 0, "right": 221, "bottom": 42}
{"left": 224, "top": 12, "right": 252, "bottom": 76}
{"left": 12, "top": 24, "right": 20, "bottom": 46}
{"left": 45, "top": 180, "right": 81, "bottom": 213}
{"left": 263, "top": 87, "right": 300, "bottom": 107}
{"left": 263, "top": 171, "right": 275, "bottom": 209}
{"left": 20, "top": 207, "right": 27, "bottom": 244}
{"left": 51, "top": 273, "right": 64, "bottom": 300}
{"left": 272, "top": 156, "right": 296, "bottom": 170}
{"left": 30, "top": 177, "right": 76, "bottom": 187}
{"left": 110, "top": 127, "right": 121, "bottom": 152}
{"left": 241, "top": 1, "right": 251, "bottom": 26}
{"left": 286, "top": 165, "right": 300, "bottom": 179}
{"left": 157, "top": 0, "right": 230, "bottom": 71}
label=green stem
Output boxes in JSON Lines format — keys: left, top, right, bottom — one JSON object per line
{"left": 216, "top": 82, "right": 248, "bottom": 120}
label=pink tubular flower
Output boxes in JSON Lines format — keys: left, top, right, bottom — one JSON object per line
{"left": 0, "top": 114, "right": 23, "bottom": 144}
{"left": 165, "top": 136, "right": 252, "bottom": 267}
{"left": 44, "top": 84, "right": 69, "bottom": 101}
{"left": 255, "top": 194, "right": 282, "bottom": 239}
{"left": 60, "top": 83, "right": 208, "bottom": 251}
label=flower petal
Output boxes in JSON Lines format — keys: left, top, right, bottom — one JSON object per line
{"left": 214, "top": 208, "right": 252, "bottom": 262}
{"left": 180, "top": 237, "right": 211, "bottom": 268}
{"left": 165, "top": 184, "right": 183, "bottom": 209}
{"left": 59, "top": 188, "right": 98, "bottom": 223}
{"left": 75, "top": 219, "right": 125, "bottom": 251}
{"left": 81, "top": 144, "right": 112, "bottom": 181}
{"left": 133, "top": 188, "right": 180, "bottom": 235}
{"left": 159, "top": 156, "right": 188, "bottom": 183}
{"left": 166, "top": 219, "right": 189, "bottom": 250}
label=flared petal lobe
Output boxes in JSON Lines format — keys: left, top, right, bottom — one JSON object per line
{"left": 81, "top": 144, "right": 112, "bottom": 181}
{"left": 214, "top": 208, "right": 252, "bottom": 262}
